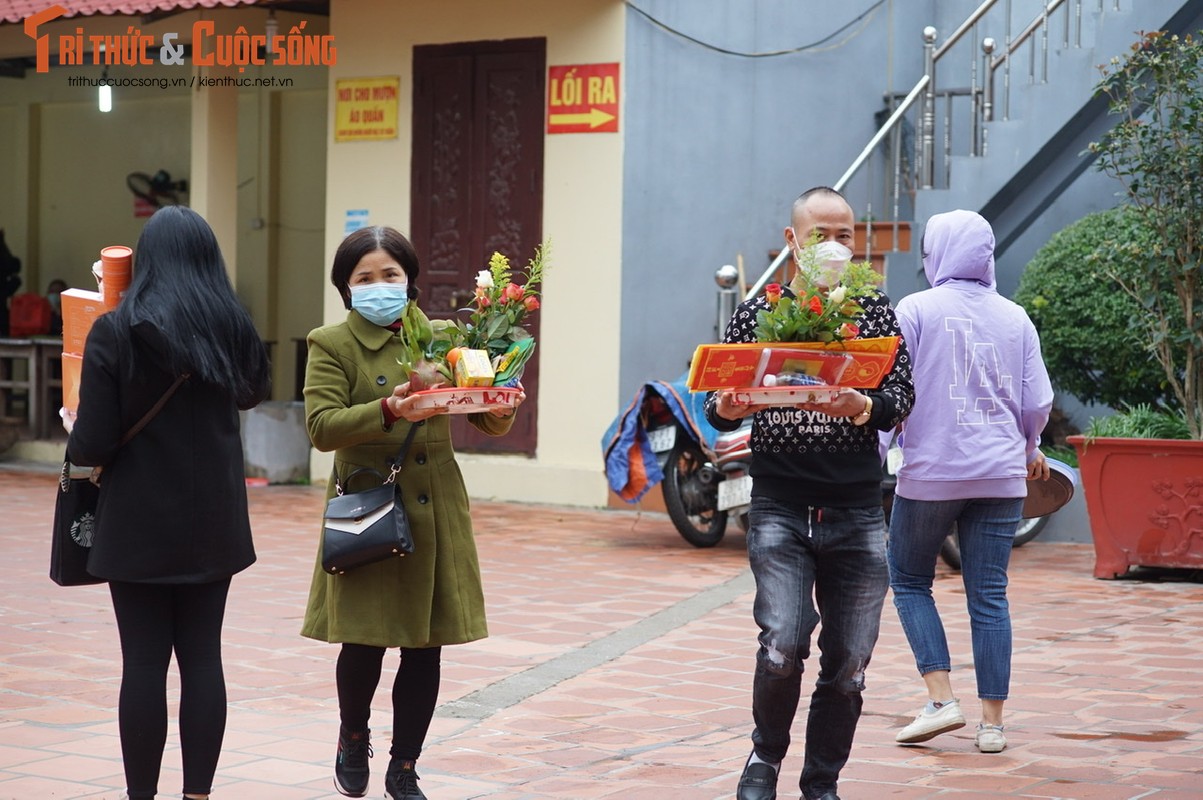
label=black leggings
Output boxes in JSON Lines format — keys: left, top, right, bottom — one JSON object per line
{"left": 336, "top": 643, "right": 442, "bottom": 762}
{"left": 108, "top": 579, "right": 232, "bottom": 799}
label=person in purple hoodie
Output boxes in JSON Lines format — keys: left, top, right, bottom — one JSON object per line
{"left": 887, "top": 209, "right": 1053, "bottom": 754}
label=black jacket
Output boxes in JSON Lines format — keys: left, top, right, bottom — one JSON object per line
{"left": 704, "top": 289, "right": 914, "bottom": 508}
{"left": 67, "top": 313, "right": 270, "bottom": 583}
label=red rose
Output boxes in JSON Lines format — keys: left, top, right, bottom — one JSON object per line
{"left": 503, "top": 283, "right": 525, "bottom": 303}
{"left": 523, "top": 295, "right": 540, "bottom": 311}
{"left": 808, "top": 296, "right": 824, "bottom": 315}
{"left": 839, "top": 322, "right": 860, "bottom": 339}
{"left": 765, "top": 283, "right": 782, "bottom": 305}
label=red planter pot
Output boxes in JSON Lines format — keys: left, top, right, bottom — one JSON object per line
{"left": 1068, "top": 435, "right": 1203, "bottom": 579}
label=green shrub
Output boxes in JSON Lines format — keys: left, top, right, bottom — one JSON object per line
{"left": 1084, "top": 404, "right": 1191, "bottom": 440}
{"left": 1040, "top": 444, "right": 1079, "bottom": 468}
{"left": 1015, "top": 206, "right": 1178, "bottom": 408}
{"left": 1089, "top": 30, "right": 1203, "bottom": 438}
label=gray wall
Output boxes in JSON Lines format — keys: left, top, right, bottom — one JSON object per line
{"left": 616, "top": 0, "right": 1201, "bottom": 412}
{"left": 618, "top": 0, "right": 943, "bottom": 403}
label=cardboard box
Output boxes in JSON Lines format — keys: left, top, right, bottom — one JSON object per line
{"left": 687, "top": 336, "right": 901, "bottom": 392}
{"left": 61, "top": 352, "right": 83, "bottom": 413}
{"left": 753, "top": 348, "right": 853, "bottom": 387}
{"left": 60, "top": 288, "right": 107, "bottom": 355}
{"left": 454, "top": 349, "right": 496, "bottom": 387}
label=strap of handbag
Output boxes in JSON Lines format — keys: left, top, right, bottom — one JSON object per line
{"left": 66, "top": 373, "right": 189, "bottom": 486}
{"left": 117, "top": 373, "right": 189, "bottom": 447}
{"left": 335, "top": 422, "right": 420, "bottom": 494}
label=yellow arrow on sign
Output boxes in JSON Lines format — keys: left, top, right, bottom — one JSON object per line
{"left": 549, "top": 107, "right": 616, "bottom": 128}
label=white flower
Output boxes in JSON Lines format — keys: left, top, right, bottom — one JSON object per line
{"left": 827, "top": 285, "right": 847, "bottom": 304}
{"left": 475, "top": 270, "right": 494, "bottom": 289}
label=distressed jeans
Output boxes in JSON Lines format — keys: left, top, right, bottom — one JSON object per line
{"left": 887, "top": 495, "right": 1022, "bottom": 700}
{"left": 746, "top": 495, "right": 889, "bottom": 799}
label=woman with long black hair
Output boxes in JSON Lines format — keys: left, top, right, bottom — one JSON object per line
{"left": 65, "top": 205, "right": 271, "bottom": 799}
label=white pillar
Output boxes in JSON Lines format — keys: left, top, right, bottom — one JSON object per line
{"left": 189, "top": 67, "right": 239, "bottom": 280}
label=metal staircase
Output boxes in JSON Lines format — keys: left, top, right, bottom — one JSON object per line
{"left": 745, "top": 0, "right": 1203, "bottom": 303}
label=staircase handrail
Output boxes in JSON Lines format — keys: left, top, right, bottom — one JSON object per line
{"left": 744, "top": 74, "right": 932, "bottom": 302}
{"left": 991, "top": 0, "right": 1068, "bottom": 71}
{"left": 740, "top": 0, "right": 1100, "bottom": 304}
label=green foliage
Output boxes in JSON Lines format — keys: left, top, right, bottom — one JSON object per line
{"left": 1040, "top": 444, "right": 1079, "bottom": 469}
{"left": 1088, "top": 30, "right": 1203, "bottom": 438}
{"left": 1015, "top": 206, "right": 1175, "bottom": 408}
{"left": 1084, "top": 404, "right": 1191, "bottom": 440}
{"left": 454, "top": 245, "right": 548, "bottom": 361}
{"left": 397, "top": 243, "right": 548, "bottom": 386}
{"left": 393, "top": 302, "right": 449, "bottom": 382}
{"left": 753, "top": 232, "right": 881, "bottom": 344}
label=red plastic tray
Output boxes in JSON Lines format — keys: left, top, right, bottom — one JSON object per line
{"left": 409, "top": 386, "right": 519, "bottom": 415}
{"left": 728, "top": 385, "right": 842, "bottom": 407}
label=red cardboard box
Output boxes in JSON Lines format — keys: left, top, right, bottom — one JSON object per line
{"left": 61, "top": 352, "right": 83, "bottom": 413}
{"left": 60, "top": 288, "right": 107, "bottom": 355}
{"left": 687, "top": 337, "right": 901, "bottom": 392}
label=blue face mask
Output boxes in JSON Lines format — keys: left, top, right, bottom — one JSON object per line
{"left": 350, "top": 282, "right": 409, "bottom": 326}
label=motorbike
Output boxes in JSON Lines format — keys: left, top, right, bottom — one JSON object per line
{"left": 648, "top": 414, "right": 752, "bottom": 548}
{"left": 601, "top": 371, "right": 752, "bottom": 548}
{"left": 609, "top": 381, "right": 1061, "bottom": 558}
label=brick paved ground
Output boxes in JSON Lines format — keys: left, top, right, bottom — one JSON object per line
{"left": 1, "top": 467, "right": 1201, "bottom": 799}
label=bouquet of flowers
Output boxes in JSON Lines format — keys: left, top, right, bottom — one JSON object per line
{"left": 753, "top": 236, "right": 881, "bottom": 344}
{"left": 398, "top": 243, "right": 548, "bottom": 389}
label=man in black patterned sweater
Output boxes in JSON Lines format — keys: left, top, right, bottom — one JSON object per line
{"left": 707, "top": 187, "right": 914, "bottom": 800}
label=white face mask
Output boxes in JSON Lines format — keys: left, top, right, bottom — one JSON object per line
{"left": 791, "top": 229, "right": 853, "bottom": 287}
{"left": 350, "top": 281, "right": 410, "bottom": 325}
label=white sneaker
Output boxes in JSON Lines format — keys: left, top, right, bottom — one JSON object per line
{"left": 975, "top": 723, "right": 1007, "bottom": 753}
{"left": 896, "top": 699, "right": 966, "bottom": 744}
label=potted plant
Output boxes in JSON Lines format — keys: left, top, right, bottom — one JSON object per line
{"left": 1056, "top": 30, "right": 1203, "bottom": 578}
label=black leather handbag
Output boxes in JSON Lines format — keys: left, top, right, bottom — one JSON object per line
{"left": 50, "top": 375, "right": 187, "bottom": 587}
{"left": 321, "top": 424, "right": 419, "bottom": 575}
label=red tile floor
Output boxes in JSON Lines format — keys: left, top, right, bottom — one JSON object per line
{"left": 1, "top": 467, "right": 1202, "bottom": 799}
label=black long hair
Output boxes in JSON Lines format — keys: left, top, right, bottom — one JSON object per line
{"left": 113, "top": 206, "right": 266, "bottom": 399}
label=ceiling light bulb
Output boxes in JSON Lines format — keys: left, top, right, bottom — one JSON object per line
{"left": 98, "top": 84, "right": 112, "bottom": 112}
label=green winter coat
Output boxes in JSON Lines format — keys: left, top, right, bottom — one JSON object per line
{"left": 300, "top": 308, "right": 513, "bottom": 648}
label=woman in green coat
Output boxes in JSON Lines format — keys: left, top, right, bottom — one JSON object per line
{"left": 301, "top": 226, "right": 523, "bottom": 800}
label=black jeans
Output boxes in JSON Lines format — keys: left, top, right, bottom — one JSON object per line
{"left": 109, "top": 578, "right": 232, "bottom": 799}
{"left": 336, "top": 643, "right": 442, "bottom": 762}
{"left": 746, "top": 497, "right": 889, "bottom": 800}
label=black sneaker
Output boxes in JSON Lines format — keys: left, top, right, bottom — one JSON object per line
{"left": 385, "top": 760, "right": 427, "bottom": 799}
{"left": 334, "top": 726, "right": 372, "bottom": 798}
{"left": 736, "top": 755, "right": 778, "bottom": 800}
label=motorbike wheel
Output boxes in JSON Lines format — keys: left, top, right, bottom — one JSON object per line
{"left": 663, "top": 438, "right": 727, "bottom": 548}
{"left": 1012, "top": 514, "right": 1049, "bottom": 547}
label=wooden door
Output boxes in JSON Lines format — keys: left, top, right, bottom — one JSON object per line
{"left": 411, "top": 38, "right": 545, "bottom": 454}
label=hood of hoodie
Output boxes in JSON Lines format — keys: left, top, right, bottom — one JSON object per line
{"left": 922, "top": 209, "right": 996, "bottom": 289}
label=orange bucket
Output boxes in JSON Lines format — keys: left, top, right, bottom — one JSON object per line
{"left": 100, "top": 245, "right": 132, "bottom": 309}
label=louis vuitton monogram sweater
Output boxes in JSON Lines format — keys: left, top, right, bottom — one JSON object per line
{"left": 704, "top": 289, "right": 914, "bottom": 508}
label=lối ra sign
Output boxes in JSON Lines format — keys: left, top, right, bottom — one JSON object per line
{"left": 547, "top": 63, "right": 620, "bottom": 133}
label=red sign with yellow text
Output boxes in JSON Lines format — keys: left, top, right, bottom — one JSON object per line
{"left": 547, "top": 63, "right": 620, "bottom": 134}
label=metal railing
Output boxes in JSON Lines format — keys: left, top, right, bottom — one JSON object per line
{"left": 734, "top": 0, "right": 1118, "bottom": 308}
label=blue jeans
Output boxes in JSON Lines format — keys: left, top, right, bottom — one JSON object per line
{"left": 887, "top": 496, "right": 1023, "bottom": 701}
{"left": 746, "top": 495, "right": 888, "bottom": 799}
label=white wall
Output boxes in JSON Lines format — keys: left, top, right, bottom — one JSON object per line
{"left": 319, "top": 0, "right": 625, "bottom": 506}
{"left": 0, "top": 7, "right": 328, "bottom": 402}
